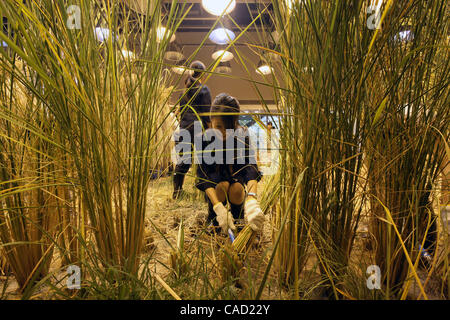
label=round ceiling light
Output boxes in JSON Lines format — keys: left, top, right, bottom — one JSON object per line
{"left": 156, "top": 26, "right": 176, "bottom": 43}
{"left": 285, "top": 0, "right": 307, "bottom": 13}
{"left": 165, "top": 41, "right": 184, "bottom": 62}
{"left": 209, "top": 28, "right": 235, "bottom": 45}
{"left": 286, "top": 0, "right": 298, "bottom": 12}
{"left": 216, "top": 61, "right": 232, "bottom": 74}
{"left": 394, "top": 29, "right": 414, "bottom": 42}
{"left": 211, "top": 45, "right": 234, "bottom": 62}
{"left": 94, "top": 27, "right": 117, "bottom": 42}
{"left": 256, "top": 60, "right": 274, "bottom": 76}
{"left": 172, "top": 59, "right": 188, "bottom": 74}
{"left": 202, "top": 0, "right": 236, "bottom": 16}
{"left": 121, "top": 50, "right": 135, "bottom": 59}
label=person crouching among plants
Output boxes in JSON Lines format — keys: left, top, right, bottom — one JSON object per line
{"left": 195, "top": 93, "right": 265, "bottom": 236}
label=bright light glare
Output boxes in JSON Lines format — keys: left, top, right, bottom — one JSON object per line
{"left": 121, "top": 50, "right": 134, "bottom": 59}
{"left": 172, "top": 66, "right": 186, "bottom": 74}
{"left": 394, "top": 30, "right": 413, "bottom": 42}
{"left": 172, "top": 63, "right": 192, "bottom": 75}
{"left": 256, "top": 65, "right": 274, "bottom": 76}
{"left": 95, "top": 27, "right": 110, "bottom": 42}
{"left": 94, "top": 27, "right": 119, "bottom": 42}
{"left": 285, "top": 0, "right": 307, "bottom": 12}
{"left": 286, "top": 0, "right": 296, "bottom": 11}
{"left": 212, "top": 49, "right": 234, "bottom": 62}
{"left": 202, "top": 0, "right": 236, "bottom": 16}
{"left": 209, "top": 28, "right": 235, "bottom": 45}
{"left": 157, "top": 26, "right": 176, "bottom": 43}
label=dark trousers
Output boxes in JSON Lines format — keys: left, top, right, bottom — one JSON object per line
{"left": 173, "top": 126, "right": 195, "bottom": 192}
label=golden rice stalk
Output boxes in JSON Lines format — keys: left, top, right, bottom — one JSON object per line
{"left": 142, "top": 228, "right": 155, "bottom": 253}
{"left": 168, "top": 219, "right": 187, "bottom": 278}
{"left": 0, "top": 251, "right": 10, "bottom": 276}
{"left": 219, "top": 226, "right": 256, "bottom": 281}
{"left": 219, "top": 245, "right": 243, "bottom": 282}
{"left": 168, "top": 249, "right": 188, "bottom": 279}
{"left": 233, "top": 226, "right": 257, "bottom": 255}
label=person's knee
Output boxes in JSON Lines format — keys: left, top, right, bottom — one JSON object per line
{"left": 228, "top": 183, "right": 245, "bottom": 205}
{"left": 215, "top": 182, "right": 230, "bottom": 202}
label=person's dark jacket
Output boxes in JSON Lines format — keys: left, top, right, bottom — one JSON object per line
{"left": 178, "top": 84, "right": 212, "bottom": 130}
{"left": 195, "top": 127, "right": 262, "bottom": 191}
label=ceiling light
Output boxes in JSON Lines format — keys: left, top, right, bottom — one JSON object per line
{"left": 286, "top": 0, "right": 295, "bottom": 11}
{"left": 266, "top": 42, "right": 281, "bottom": 62}
{"left": 94, "top": 27, "right": 119, "bottom": 42}
{"left": 95, "top": 27, "right": 114, "bottom": 42}
{"left": 285, "top": 0, "right": 300, "bottom": 11}
{"left": 212, "top": 45, "right": 234, "bottom": 62}
{"left": 156, "top": 26, "right": 176, "bottom": 43}
{"left": 209, "top": 28, "right": 235, "bottom": 45}
{"left": 164, "top": 41, "right": 184, "bottom": 61}
{"left": 256, "top": 60, "right": 273, "bottom": 76}
{"left": 121, "top": 50, "right": 135, "bottom": 59}
{"left": 394, "top": 29, "right": 414, "bottom": 42}
{"left": 216, "top": 61, "right": 232, "bottom": 74}
{"left": 285, "top": 0, "right": 307, "bottom": 12}
{"left": 202, "top": 0, "right": 236, "bottom": 16}
{"left": 172, "top": 59, "right": 188, "bottom": 74}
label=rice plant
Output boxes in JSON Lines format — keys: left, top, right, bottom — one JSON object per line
{"left": 364, "top": 0, "right": 449, "bottom": 299}
{"left": 0, "top": 56, "right": 64, "bottom": 292}
{"left": 269, "top": 0, "right": 380, "bottom": 297}
{"left": 0, "top": 0, "right": 182, "bottom": 296}
{"left": 270, "top": 0, "right": 448, "bottom": 299}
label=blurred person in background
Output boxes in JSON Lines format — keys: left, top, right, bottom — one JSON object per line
{"left": 173, "top": 61, "right": 212, "bottom": 199}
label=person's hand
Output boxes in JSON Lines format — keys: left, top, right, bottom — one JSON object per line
{"left": 213, "top": 203, "right": 236, "bottom": 234}
{"left": 244, "top": 199, "right": 265, "bottom": 232}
